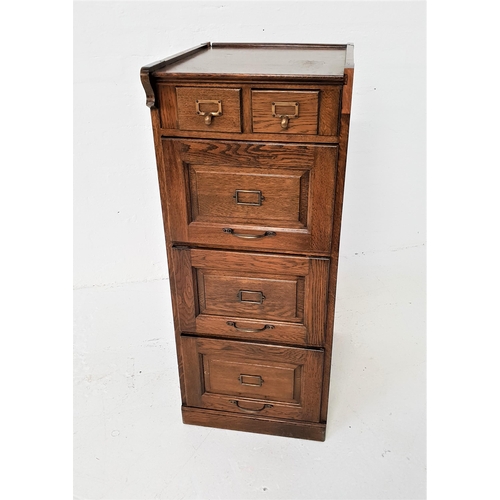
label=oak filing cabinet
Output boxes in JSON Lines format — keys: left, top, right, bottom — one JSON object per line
{"left": 140, "top": 43, "right": 354, "bottom": 441}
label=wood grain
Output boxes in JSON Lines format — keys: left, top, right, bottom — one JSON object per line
{"left": 193, "top": 315, "right": 308, "bottom": 346}
{"left": 181, "top": 336, "right": 324, "bottom": 421}
{"left": 304, "top": 258, "right": 330, "bottom": 346}
{"left": 318, "top": 85, "right": 342, "bottom": 136}
{"left": 188, "top": 164, "right": 308, "bottom": 228}
{"left": 171, "top": 246, "right": 197, "bottom": 331}
{"left": 176, "top": 87, "right": 241, "bottom": 132}
{"left": 160, "top": 139, "right": 337, "bottom": 254}
{"left": 157, "top": 85, "right": 178, "bottom": 129}
{"left": 177, "top": 139, "right": 315, "bottom": 168}
{"left": 251, "top": 90, "right": 319, "bottom": 134}
{"left": 158, "top": 128, "right": 340, "bottom": 144}
{"left": 172, "top": 248, "right": 328, "bottom": 347}
{"left": 189, "top": 248, "right": 310, "bottom": 274}
{"left": 199, "top": 271, "right": 302, "bottom": 322}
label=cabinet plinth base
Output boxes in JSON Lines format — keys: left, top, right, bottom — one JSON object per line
{"left": 181, "top": 406, "right": 326, "bottom": 441}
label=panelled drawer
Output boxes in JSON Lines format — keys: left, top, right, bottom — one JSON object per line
{"left": 156, "top": 83, "right": 342, "bottom": 138}
{"left": 171, "top": 247, "right": 329, "bottom": 347}
{"left": 252, "top": 90, "right": 319, "bottom": 134}
{"left": 161, "top": 138, "right": 338, "bottom": 255}
{"left": 181, "top": 336, "right": 324, "bottom": 422}
{"left": 176, "top": 87, "right": 242, "bottom": 132}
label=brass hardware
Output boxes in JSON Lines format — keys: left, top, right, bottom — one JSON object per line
{"left": 195, "top": 99, "right": 222, "bottom": 126}
{"left": 233, "top": 189, "right": 265, "bottom": 206}
{"left": 222, "top": 228, "right": 276, "bottom": 239}
{"left": 238, "top": 374, "right": 264, "bottom": 387}
{"left": 226, "top": 321, "right": 274, "bottom": 333}
{"left": 229, "top": 400, "right": 273, "bottom": 413}
{"left": 237, "top": 290, "right": 265, "bottom": 305}
{"left": 271, "top": 101, "right": 299, "bottom": 129}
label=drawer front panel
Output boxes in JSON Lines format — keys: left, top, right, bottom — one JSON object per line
{"left": 161, "top": 138, "right": 338, "bottom": 254}
{"left": 188, "top": 165, "right": 308, "bottom": 227}
{"left": 181, "top": 336, "right": 324, "bottom": 422}
{"left": 171, "top": 247, "right": 329, "bottom": 347}
{"left": 199, "top": 270, "right": 304, "bottom": 322}
{"left": 176, "top": 87, "right": 242, "bottom": 132}
{"left": 207, "top": 358, "right": 298, "bottom": 402}
{"left": 252, "top": 90, "right": 319, "bottom": 134}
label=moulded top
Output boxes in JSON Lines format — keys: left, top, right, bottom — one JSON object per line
{"left": 146, "top": 42, "right": 353, "bottom": 82}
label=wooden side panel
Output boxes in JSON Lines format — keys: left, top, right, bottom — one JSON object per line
{"left": 318, "top": 85, "right": 342, "bottom": 136}
{"left": 157, "top": 84, "right": 178, "bottom": 129}
{"left": 320, "top": 65, "right": 354, "bottom": 422}
{"left": 310, "top": 145, "right": 337, "bottom": 251}
{"left": 160, "top": 140, "right": 190, "bottom": 243}
{"left": 180, "top": 336, "right": 204, "bottom": 407}
{"left": 147, "top": 105, "right": 188, "bottom": 406}
{"left": 171, "top": 246, "right": 197, "bottom": 331}
{"left": 305, "top": 258, "right": 330, "bottom": 346}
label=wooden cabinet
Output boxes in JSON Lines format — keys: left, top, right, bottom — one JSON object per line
{"left": 141, "top": 42, "right": 354, "bottom": 441}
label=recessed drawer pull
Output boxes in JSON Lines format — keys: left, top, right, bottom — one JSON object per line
{"left": 223, "top": 228, "right": 276, "bottom": 239}
{"left": 226, "top": 321, "right": 274, "bottom": 333}
{"left": 195, "top": 99, "right": 222, "bottom": 126}
{"left": 229, "top": 400, "right": 273, "bottom": 413}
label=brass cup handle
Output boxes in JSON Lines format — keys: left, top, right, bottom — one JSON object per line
{"left": 272, "top": 101, "right": 299, "bottom": 130}
{"left": 229, "top": 400, "right": 273, "bottom": 413}
{"left": 226, "top": 321, "right": 274, "bottom": 333}
{"left": 223, "top": 228, "right": 276, "bottom": 239}
{"left": 195, "top": 99, "right": 222, "bottom": 126}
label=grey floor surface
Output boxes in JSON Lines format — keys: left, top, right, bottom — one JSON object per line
{"left": 74, "top": 246, "right": 426, "bottom": 500}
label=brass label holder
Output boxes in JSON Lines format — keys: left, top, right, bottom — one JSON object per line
{"left": 233, "top": 189, "right": 265, "bottom": 206}
{"left": 272, "top": 101, "right": 299, "bottom": 129}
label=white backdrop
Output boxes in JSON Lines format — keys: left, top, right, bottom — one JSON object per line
{"left": 74, "top": 0, "right": 426, "bottom": 289}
